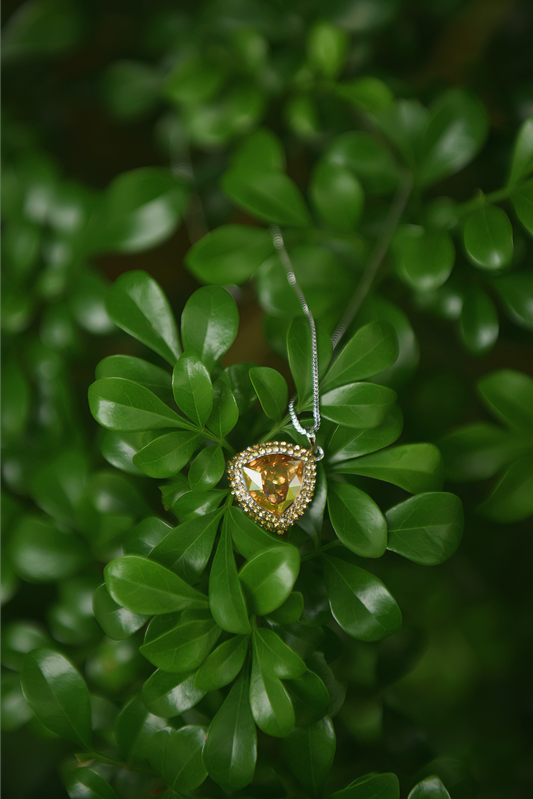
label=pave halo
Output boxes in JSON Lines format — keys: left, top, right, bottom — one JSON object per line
{"left": 227, "top": 441, "right": 317, "bottom": 533}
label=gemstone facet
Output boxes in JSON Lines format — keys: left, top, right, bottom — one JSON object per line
{"left": 227, "top": 442, "right": 316, "bottom": 533}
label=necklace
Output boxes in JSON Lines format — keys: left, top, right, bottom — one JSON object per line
{"left": 227, "top": 226, "right": 324, "bottom": 534}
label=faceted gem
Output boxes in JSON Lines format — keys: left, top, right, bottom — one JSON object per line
{"left": 242, "top": 453, "right": 304, "bottom": 516}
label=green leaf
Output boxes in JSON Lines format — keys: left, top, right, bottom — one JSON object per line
{"left": 336, "top": 76, "right": 393, "bottom": 113}
{"left": 102, "top": 60, "right": 160, "bottom": 121}
{"left": 386, "top": 493, "right": 464, "bottom": 565}
{"left": 89, "top": 378, "right": 191, "bottom": 432}
{"left": 334, "top": 443, "right": 444, "bottom": 493}
{"left": 203, "top": 669, "right": 257, "bottom": 791}
{"left": 65, "top": 766, "right": 119, "bottom": 799}
{"left": 92, "top": 584, "right": 148, "bottom": 640}
{"left": 133, "top": 431, "right": 201, "bottom": 478}
{"left": 149, "top": 510, "right": 224, "bottom": 582}
{"left": 282, "top": 716, "right": 336, "bottom": 798}
{"left": 172, "top": 353, "right": 213, "bottom": 427}
{"left": 105, "top": 555, "right": 208, "bottom": 615}
{"left": 417, "top": 89, "right": 489, "bottom": 187}
{"left": 324, "top": 554, "right": 402, "bottom": 640}
{"left": 307, "top": 20, "right": 348, "bottom": 78}
{"left": 511, "top": 178, "right": 533, "bottom": 235}
{"left": 266, "top": 592, "right": 304, "bottom": 625}
{"left": 88, "top": 168, "right": 187, "bottom": 254}
{"left": 250, "top": 650, "right": 295, "bottom": 737}
{"left": 323, "top": 321, "right": 399, "bottom": 391}
{"left": 149, "top": 725, "right": 207, "bottom": 791}
{"left": 140, "top": 610, "right": 221, "bottom": 672}
{"left": 306, "top": 652, "right": 346, "bottom": 716}
{"left": 463, "top": 205, "right": 514, "bottom": 270}
{"left": 142, "top": 670, "right": 205, "bottom": 718}
{"left": 20, "top": 649, "right": 92, "bottom": 748}
{"left": 181, "top": 286, "right": 239, "bottom": 372}
{"left": 207, "top": 379, "right": 240, "bottom": 438}
{"left": 437, "top": 422, "right": 524, "bottom": 482}
{"left": 100, "top": 431, "right": 146, "bottom": 475}
{"left": 285, "top": 668, "right": 330, "bottom": 727}
{"left": 254, "top": 628, "right": 305, "bottom": 679}
{"left": 508, "top": 116, "right": 533, "bottom": 186}
{"left": 124, "top": 517, "right": 172, "bottom": 557}
{"left": 185, "top": 224, "right": 273, "bottom": 285}
{"left": 29, "top": 448, "right": 88, "bottom": 527}
{"left": 310, "top": 161, "right": 364, "bottom": 231}
{"left": 297, "top": 463, "right": 327, "bottom": 545}
{"left": 195, "top": 634, "right": 249, "bottom": 692}
{"left": 327, "top": 481, "right": 387, "bottom": 558}
{"left": 230, "top": 128, "right": 286, "bottom": 173}
{"left": 223, "top": 168, "right": 311, "bottom": 227}
{"left": 330, "top": 772, "right": 400, "bottom": 798}
{"left": 459, "top": 286, "right": 499, "bottom": 355}
{"left": 478, "top": 369, "right": 533, "bottom": 431}
{"left": 324, "top": 131, "right": 399, "bottom": 194}
{"left": 188, "top": 446, "right": 225, "bottom": 491}
{"left": 249, "top": 366, "right": 288, "bottom": 421}
{"left": 288, "top": 317, "right": 333, "bottom": 406}
{"left": 171, "top": 488, "right": 228, "bottom": 523}
{"left": 105, "top": 270, "right": 181, "bottom": 363}
{"left": 478, "top": 455, "right": 533, "bottom": 522}
{"left": 209, "top": 521, "right": 251, "bottom": 635}
{"left": 229, "top": 505, "right": 283, "bottom": 560}
{"left": 375, "top": 98, "right": 428, "bottom": 170}
{"left": 491, "top": 271, "right": 533, "bottom": 330}
{"left": 1, "top": 357, "right": 30, "bottom": 441}
{"left": 95, "top": 355, "right": 173, "bottom": 403}
{"left": 115, "top": 694, "right": 166, "bottom": 761}
{"left": 321, "top": 383, "right": 397, "bottom": 428}
{"left": 391, "top": 225, "right": 455, "bottom": 291}
{"left": 408, "top": 776, "right": 451, "bottom": 799}
{"left": 239, "top": 546, "right": 300, "bottom": 615}
{"left": 9, "top": 515, "right": 88, "bottom": 583}
{"left": 328, "top": 407, "right": 403, "bottom": 464}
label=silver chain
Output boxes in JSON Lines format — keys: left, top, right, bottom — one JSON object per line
{"left": 270, "top": 226, "right": 324, "bottom": 461}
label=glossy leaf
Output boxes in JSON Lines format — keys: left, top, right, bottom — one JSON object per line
{"left": 124, "top": 517, "right": 173, "bottom": 557}
{"left": 207, "top": 379, "right": 240, "bottom": 438}
{"left": 328, "top": 407, "right": 403, "bottom": 463}
{"left": 508, "top": 116, "right": 533, "bottom": 186}
{"left": 511, "top": 178, "right": 533, "bottom": 235}
{"left": 334, "top": 443, "right": 444, "bottom": 493}
{"left": 254, "top": 628, "right": 305, "bottom": 678}
{"left": 285, "top": 668, "right": 330, "bottom": 727}
{"left": 172, "top": 353, "right": 213, "bottom": 427}
{"left": 386, "top": 493, "right": 464, "bottom": 564}
{"left": 20, "top": 649, "right": 92, "bottom": 748}
{"left": 133, "top": 431, "right": 201, "bottom": 478}
{"left": 149, "top": 509, "right": 223, "bottom": 582}
{"left": 195, "top": 634, "right": 249, "bottom": 692}
{"left": 249, "top": 366, "right": 288, "bottom": 421}
{"left": 323, "top": 321, "right": 399, "bottom": 391}
{"left": 230, "top": 128, "right": 286, "bottom": 173}
{"left": 463, "top": 206, "right": 513, "bottom": 270}
{"left": 115, "top": 694, "right": 166, "bottom": 761}
{"left": 105, "top": 555, "right": 208, "bottom": 615}
{"left": 140, "top": 610, "right": 221, "bottom": 672}
{"left": 282, "top": 716, "right": 336, "bottom": 798}
{"left": 171, "top": 488, "right": 228, "bottom": 523}
{"left": 307, "top": 651, "right": 346, "bottom": 717}
{"left": 288, "top": 317, "right": 333, "bottom": 405}
{"left": 209, "top": 521, "right": 251, "bottom": 634}
{"left": 266, "top": 591, "right": 304, "bottom": 625}
{"left": 459, "top": 286, "right": 499, "bottom": 355}
{"left": 229, "top": 505, "right": 283, "bottom": 560}
{"left": 321, "top": 383, "right": 397, "bottom": 429}
{"left": 239, "top": 546, "right": 300, "bottom": 615}
{"left": 327, "top": 481, "right": 387, "bottom": 558}
{"left": 89, "top": 378, "right": 192, "bottom": 432}
{"left": 307, "top": 20, "right": 348, "bottom": 78}
{"left": 478, "top": 369, "right": 533, "bottom": 431}
{"left": 330, "top": 772, "right": 400, "bottom": 798}
{"left": 310, "top": 161, "right": 364, "bottom": 231}
{"left": 95, "top": 355, "right": 173, "bottom": 403}
{"left": 491, "top": 271, "right": 533, "bottom": 330}
{"left": 181, "top": 285, "right": 239, "bottom": 371}
{"left": 142, "top": 669, "right": 205, "bottom": 718}
{"left": 408, "top": 776, "right": 451, "bottom": 798}
{"left": 65, "top": 766, "right": 119, "bottom": 799}
{"left": 223, "top": 168, "right": 311, "bottom": 227}
{"left": 297, "top": 463, "right": 327, "bottom": 545}
{"left": 391, "top": 225, "right": 455, "bottom": 292}
{"left": 324, "top": 554, "right": 402, "bottom": 640}
{"left": 477, "top": 455, "right": 533, "bottom": 522}
{"left": 104, "top": 270, "right": 181, "bottom": 363}
{"left": 374, "top": 99, "right": 427, "bottom": 170}
{"left": 100, "top": 431, "right": 145, "bottom": 475}
{"left": 188, "top": 446, "right": 225, "bottom": 491}
{"left": 336, "top": 76, "right": 393, "bottom": 113}
{"left": 149, "top": 725, "right": 208, "bottom": 791}
{"left": 185, "top": 224, "right": 273, "bottom": 285}
{"left": 92, "top": 583, "right": 148, "bottom": 640}
{"left": 9, "top": 515, "right": 88, "bottom": 583}
{"left": 250, "top": 649, "right": 295, "bottom": 737}
{"left": 203, "top": 669, "right": 257, "bottom": 791}
{"left": 324, "top": 131, "right": 399, "bottom": 194}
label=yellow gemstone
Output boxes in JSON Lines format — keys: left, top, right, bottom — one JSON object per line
{"left": 242, "top": 453, "right": 304, "bottom": 516}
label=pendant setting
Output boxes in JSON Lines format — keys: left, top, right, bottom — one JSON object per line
{"left": 227, "top": 441, "right": 317, "bottom": 533}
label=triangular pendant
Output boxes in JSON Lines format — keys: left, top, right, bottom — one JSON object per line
{"left": 227, "top": 441, "right": 317, "bottom": 533}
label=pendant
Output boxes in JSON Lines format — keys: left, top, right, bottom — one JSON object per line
{"left": 227, "top": 441, "right": 317, "bottom": 533}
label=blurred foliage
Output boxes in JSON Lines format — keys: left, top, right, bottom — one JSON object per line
{"left": 2, "top": 1, "right": 533, "bottom": 798}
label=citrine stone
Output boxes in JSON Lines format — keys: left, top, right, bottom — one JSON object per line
{"left": 242, "top": 453, "right": 304, "bottom": 516}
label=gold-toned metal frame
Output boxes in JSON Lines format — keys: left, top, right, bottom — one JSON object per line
{"left": 227, "top": 441, "right": 316, "bottom": 533}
